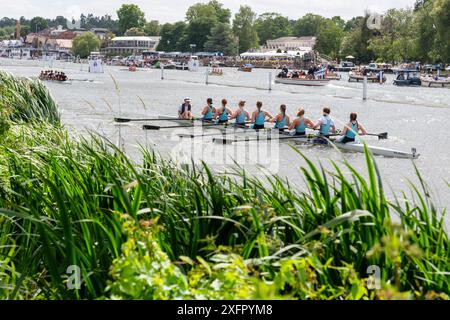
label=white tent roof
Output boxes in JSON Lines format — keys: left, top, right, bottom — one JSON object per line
{"left": 240, "top": 49, "right": 310, "bottom": 58}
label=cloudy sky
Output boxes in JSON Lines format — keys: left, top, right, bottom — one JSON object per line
{"left": 3, "top": 0, "right": 417, "bottom": 22}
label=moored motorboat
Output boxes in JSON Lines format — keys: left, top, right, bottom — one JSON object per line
{"left": 326, "top": 73, "right": 341, "bottom": 80}
{"left": 348, "top": 71, "right": 386, "bottom": 83}
{"left": 209, "top": 64, "right": 224, "bottom": 76}
{"left": 419, "top": 76, "right": 450, "bottom": 88}
{"left": 238, "top": 64, "right": 253, "bottom": 72}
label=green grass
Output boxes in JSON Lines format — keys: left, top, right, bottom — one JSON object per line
{"left": 0, "top": 72, "right": 448, "bottom": 300}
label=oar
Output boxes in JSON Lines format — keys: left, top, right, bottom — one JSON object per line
{"left": 326, "top": 132, "right": 388, "bottom": 140}
{"left": 367, "top": 132, "right": 388, "bottom": 139}
{"left": 213, "top": 133, "right": 314, "bottom": 145}
{"left": 115, "top": 117, "right": 197, "bottom": 123}
{"left": 177, "top": 126, "right": 272, "bottom": 138}
{"left": 143, "top": 122, "right": 222, "bottom": 130}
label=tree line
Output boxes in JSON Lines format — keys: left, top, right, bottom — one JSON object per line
{"left": 1, "top": 0, "right": 448, "bottom": 63}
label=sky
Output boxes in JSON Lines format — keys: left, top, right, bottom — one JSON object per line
{"left": 2, "top": 0, "right": 417, "bottom": 23}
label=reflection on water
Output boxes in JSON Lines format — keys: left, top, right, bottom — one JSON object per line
{"left": 1, "top": 58, "right": 449, "bottom": 222}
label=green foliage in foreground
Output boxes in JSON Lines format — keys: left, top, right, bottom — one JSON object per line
{"left": 0, "top": 122, "right": 448, "bottom": 300}
{"left": 0, "top": 73, "right": 448, "bottom": 300}
{"left": 0, "top": 71, "right": 60, "bottom": 126}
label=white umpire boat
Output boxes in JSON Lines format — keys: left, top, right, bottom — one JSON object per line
{"left": 274, "top": 77, "right": 330, "bottom": 86}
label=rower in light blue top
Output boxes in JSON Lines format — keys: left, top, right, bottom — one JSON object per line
{"left": 338, "top": 112, "right": 368, "bottom": 144}
{"left": 270, "top": 105, "right": 290, "bottom": 132}
{"left": 251, "top": 101, "right": 272, "bottom": 130}
{"left": 201, "top": 98, "right": 216, "bottom": 121}
{"left": 215, "top": 99, "right": 233, "bottom": 124}
{"left": 313, "top": 107, "right": 336, "bottom": 137}
{"left": 229, "top": 100, "right": 250, "bottom": 126}
{"left": 288, "top": 107, "right": 315, "bottom": 136}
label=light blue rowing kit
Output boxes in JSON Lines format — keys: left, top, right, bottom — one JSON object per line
{"left": 203, "top": 105, "right": 214, "bottom": 121}
{"left": 340, "top": 121, "right": 358, "bottom": 143}
{"left": 253, "top": 111, "right": 265, "bottom": 129}
{"left": 218, "top": 107, "right": 229, "bottom": 123}
{"left": 295, "top": 118, "right": 306, "bottom": 135}
{"left": 235, "top": 110, "right": 246, "bottom": 125}
{"left": 319, "top": 117, "right": 333, "bottom": 136}
{"left": 274, "top": 115, "right": 287, "bottom": 131}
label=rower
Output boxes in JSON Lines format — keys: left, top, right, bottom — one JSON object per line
{"left": 215, "top": 98, "right": 233, "bottom": 124}
{"left": 288, "top": 107, "right": 315, "bottom": 136}
{"left": 338, "top": 112, "right": 367, "bottom": 144}
{"left": 313, "top": 107, "right": 336, "bottom": 138}
{"left": 201, "top": 98, "right": 216, "bottom": 122}
{"left": 270, "top": 104, "right": 290, "bottom": 132}
{"left": 251, "top": 101, "right": 272, "bottom": 130}
{"left": 178, "top": 97, "right": 193, "bottom": 119}
{"left": 229, "top": 100, "right": 250, "bottom": 127}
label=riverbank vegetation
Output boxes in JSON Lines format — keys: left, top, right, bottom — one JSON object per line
{"left": 0, "top": 72, "right": 449, "bottom": 299}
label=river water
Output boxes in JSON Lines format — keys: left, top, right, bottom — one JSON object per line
{"left": 1, "top": 58, "right": 449, "bottom": 224}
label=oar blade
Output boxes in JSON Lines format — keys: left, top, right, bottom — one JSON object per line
{"left": 378, "top": 132, "right": 388, "bottom": 140}
{"left": 177, "top": 134, "right": 195, "bottom": 139}
{"left": 114, "top": 118, "right": 131, "bottom": 123}
{"left": 142, "top": 125, "right": 160, "bottom": 130}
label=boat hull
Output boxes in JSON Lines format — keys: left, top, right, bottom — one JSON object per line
{"left": 420, "top": 78, "right": 450, "bottom": 88}
{"left": 274, "top": 78, "right": 330, "bottom": 86}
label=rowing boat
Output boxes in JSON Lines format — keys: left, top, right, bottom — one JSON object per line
{"left": 213, "top": 133, "right": 419, "bottom": 159}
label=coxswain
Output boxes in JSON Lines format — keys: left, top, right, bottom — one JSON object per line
{"left": 288, "top": 107, "right": 314, "bottom": 136}
{"left": 338, "top": 112, "right": 367, "bottom": 144}
{"left": 251, "top": 101, "right": 272, "bottom": 130}
{"left": 178, "top": 97, "right": 193, "bottom": 119}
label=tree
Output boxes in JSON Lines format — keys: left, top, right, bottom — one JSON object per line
{"left": 117, "top": 4, "right": 146, "bottom": 35}
{"left": 52, "top": 16, "right": 68, "bottom": 28}
{"left": 185, "top": 1, "right": 231, "bottom": 51}
{"left": 430, "top": 0, "right": 450, "bottom": 62}
{"left": 367, "top": 8, "right": 418, "bottom": 63}
{"left": 30, "top": 16, "right": 48, "bottom": 33}
{"left": 340, "top": 13, "right": 379, "bottom": 63}
{"left": 125, "top": 27, "right": 145, "bottom": 36}
{"left": 293, "top": 14, "right": 325, "bottom": 37}
{"left": 72, "top": 32, "right": 100, "bottom": 58}
{"left": 344, "top": 16, "right": 364, "bottom": 31}
{"left": 186, "top": 0, "right": 230, "bottom": 24}
{"left": 144, "top": 20, "right": 160, "bottom": 36}
{"left": 233, "top": 6, "right": 259, "bottom": 53}
{"left": 315, "top": 19, "right": 344, "bottom": 59}
{"left": 204, "top": 22, "right": 237, "bottom": 55}
{"left": 331, "top": 16, "right": 346, "bottom": 29}
{"left": 157, "top": 22, "right": 189, "bottom": 51}
{"left": 255, "top": 12, "right": 292, "bottom": 45}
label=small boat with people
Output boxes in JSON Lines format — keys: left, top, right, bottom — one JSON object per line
{"left": 393, "top": 70, "right": 421, "bottom": 86}
{"left": 238, "top": 64, "right": 253, "bottom": 72}
{"left": 115, "top": 99, "right": 419, "bottom": 160}
{"left": 275, "top": 66, "right": 330, "bottom": 86}
{"left": 275, "top": 77, "right": 330, "bottom": 86}
{"left": 420, "top": 74, "right": 450, "bottom": 88}
{"left": 348, "top": 68, "right": 386, "bottom": 83}
{"left": 39, "top": 70, "right": 69, "bottom": 83}
{"left": 209, "top": 64, "right": 224, "bottom": 76}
